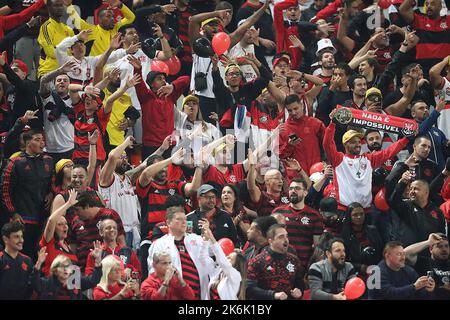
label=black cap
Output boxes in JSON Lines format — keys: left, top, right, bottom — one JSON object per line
{"left": 146, "top": 71, "right": 165, "bottom": 87}
{"left": 319, "top": 197, "right": 338, "bottom": 218}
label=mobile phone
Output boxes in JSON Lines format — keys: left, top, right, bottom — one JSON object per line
{"left": 427, "top": 271, "right": 434, "bottom": 279}
{"left": 187, "top": 220, "right": 193, "bottom": 233}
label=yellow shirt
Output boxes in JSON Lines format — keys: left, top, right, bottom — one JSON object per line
{"left": 67, "top": 4, "right": 135, "bottom": 56}
{"left": 37, "top": 18, "right": 74, "bottom": 77}
{"left": 105, "top": 87, "right": 133, "bottom": 146}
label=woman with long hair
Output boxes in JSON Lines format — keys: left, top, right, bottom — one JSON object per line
{"left": 200, "top": 219, "right": 247, "bottom": 300}
{"left": 340, "top": 202, "right": 384, "bottom": 275}
{"left": 40, "top": 189, "right": 79, "bottom": 275}
{"left": 93, "top": 255, "right": 140, "bottom": 300}
{"left": 221, "top": 184, "right": 251, "bottom": 245}
{"left": 32, "top": 243, "right": 103, "bottom": 300}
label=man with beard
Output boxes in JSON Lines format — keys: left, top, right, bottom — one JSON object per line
{"left": 308, "top": 238, "right": 356, "bottom": 300}
{"left": 272, "top": 179, "right": 323, "bottom": 270}
{"left": 410, "top": 99, "right": 448, "bottom": 171}
{"left": 186, "top": 184, "right": 238, "bottom": 246}
{"left": 324, "top": 111, "right": 410, "bottom": 212}
{"left": 136, "top": 148, "right": 202, "bottom": 243}
{"left": 0, "top": 222, "right": 34, "bottom": 299}
{"left": 369, "top": 241, "right": 435, "bottom": 299}
{"left": 389, "top": 172, "right": 446, "bottom": 245}
{"left": 242, "top": 216, "right": 278, "bottom": 261}
{"left": 68, "top": 0, "right": 135, "bottom": 57}
{"left": 363, "top": 130, "right": 397, "bottom": 172}
{"left": 386, "top": 136, "right": 438, "bottom": 187}
{"left": 247, "top": 224, "right": 304, "bottom": 300}
{"left": 99, "top": 136, "right": 141, "bottom": 249}
{"left": 85, "top": 218, "right": 141, "bottom": 279}
{"left": 405, "top": 233, "right": 450, "bottom": 299}
{"left": 188, "top": 2, "right": 269, "bottom": 123}
{"left": 344, "top": 74, "right": 367, "bottom": 111}
{"left": 313, "top": 48, "right": 336, "bottom": 86}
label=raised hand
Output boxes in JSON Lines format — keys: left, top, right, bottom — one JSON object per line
{"left": 289, "top": 35, "right": 304, "bottom": 49}
{"left": 107, "top": 67, "right": 121, "bottom": 82}
{"left": 290, "top": 288, "right": 303, "bottom": 299}
{"left": 160, "top": 135, "right": 172, "bottom": 151}
{"left": 126, "top": 42, "right": 141, "bottom": 55}
{"left": 60, "top": 60, "right": 77, "bottom": 73}
{"left": 171, "top": 147, "right": 186, "bottom": 164}
{"left": 84, "top": 85, "right": 100, "bottom": 97}
{"left": 35, "top": 247, "right": 48, "bottom": 269}
{"left": 209, "top": 112, "right": 219, "bottom": 122}
{"left": 66, "top": 189, "right": 78, "bottom": 207}
{"left": 108, "top": 0, "right": 121, "bottom": 9}
{"left": 364, "top": 48, "right": 378, "bottom": 59}
{"left": 127, "top": 55, "right": 142, "bottom": 70}
{"left": 77, "top": 29, "right": 92, "bottom": 42}
{"left": 161, "top": 4, "right": 177, "bottom": 14}
{"left": 125, "top": 74, "right": 141, "bottom": 89}
{"left": 157, "top": 84, "right": 174, "bottom": 98}
{"left": 27, "top": 16, "right": 42, "bottom": 28}
{"left": 23, "top": 110, "right": 39, "bottom": 122}
{"left": 88, "top": 129, "right": 99, "bottom": 145}
{"left": 317, "top": 22, "right": 335, "bottom": 34}
{"left": 91, "top": 240, "right": 103, "bottom": 266}
{"left": 285, "top": 158, "right": 302, "bottom": 172}
{"left": 110, "top": 32, "right": 123, "bottom": 50}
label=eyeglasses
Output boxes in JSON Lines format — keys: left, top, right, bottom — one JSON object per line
{"left": 226, "top": 72, "right": 241, "bottom": 77}
{"left": 200, "top": 195, "right": 216, "bottom": 200}
{"left": 289, "top": 186, "right": 305, "bottom": 191}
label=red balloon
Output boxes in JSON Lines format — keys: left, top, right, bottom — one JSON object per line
{"left": 378, "top": 0, "right": 390, "bottom": 9}
{"left": 344, "top": 277, "right": 366, "bottom": 300}
{"left": 212, "top": 32, "right": 231, "bottom": 56}
{"left": 165, "top": 55, "right": 181, "bottom": 75}
{"left": 309, "top": 162, "right": 324, "bottom": 176}
{"left": 218, "top": 238, "right": 234, "bottom": 256}
{"left": 151, "top": 60, "right": 169, "bottom": 75}
{"left": 374, "top": 188, "right": 389, "bottom": 212}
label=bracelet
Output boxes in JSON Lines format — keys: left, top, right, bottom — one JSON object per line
{"left": 90, "top": 143, "right": 96, "bottom": 146}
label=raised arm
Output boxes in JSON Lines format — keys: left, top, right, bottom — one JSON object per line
{"left": 404, "top": 233, "right": 443, "bottom": 266}
{"left": 93, "top": 32, "right": 122, "bottom": 85}
{"left": 39, "top": 61, "right": 77, "bottom": 97}
{"left": 429, "top": 56, "right": 450, "bottom": 90}
{"left": 99, "top": 136, "right": 135, "bottom": 187}
{"left": 399, "top": 0, "right": 415, "bottom": 24}
{"left": 153, "top": 23, "right": 173, "bottom": 60}
{"left": 86, "top": 130, "right": 99, "bottom": 187}
{"left": 188, "top": 9, "right": 232, "bottom": 46}
{"left": 43, "top": 190, "right": 78, "bottom": 243}
{"left": 103, "top": 73, "right": 141, "bottom": 114}
{"left": 336, "top": 7, "right": 355, "bottom": 52}
{"left": 247, "top": 149, "right": 262, "bottom": 204}
{"left": 183, "top": 167, "right": 203, "bottom": 197}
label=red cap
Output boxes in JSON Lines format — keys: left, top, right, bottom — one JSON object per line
{"left": 11, "top": 59, "right": 28, "bottom": 75}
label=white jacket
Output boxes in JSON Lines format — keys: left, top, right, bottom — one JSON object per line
{"left": 208, "top": 241, "right": 241, "bottom": 300}
{"left": 147, "top": 233, "right": 216, "bottom": 300}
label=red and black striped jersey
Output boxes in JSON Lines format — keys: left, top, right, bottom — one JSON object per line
{"left": 66, "top": 208, "right": 125, "bottom": 270}
{"left": 272, "top": 204, "right": 323, "bottom": 267}
{"left": 175, "top": 238, "right": 200, "bottom": 299}
{"left": 251, "top": 191, "right": 290, "bottom": 217}
{"left": 72, "top": 101, "right": 110, "bottom": 162}
{"left": 203, "top": 164, "right": 246, "bottom": 187}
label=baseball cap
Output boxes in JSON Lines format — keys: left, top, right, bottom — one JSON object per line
{"left": 197, "top": 184, "right": 218, "bottom": 197}
{"left": 319, "top": 197, "right": 338, "bottom": 218}
{"left": 316, "top": 38, "right": 336, "bottom": 56}
{"left": 11, "top": 59, "right": 28, "bottom": 75}
{"left": 342, "top": 130, "right": 364, "bottom": 144}
{"left": 272, "top": 56, "right": 291, "bottom": 68}
{"left": 55, "top": 159, "right": 73, "bottom": 175}
{"left": 224, "top": 63, "right": 241, "bottom": 75}
{"left": 146, "top": 71, "right": 165, "bottom": 87}
{"left": 365, "top": 87, "right": 382, "bottom": 99}
{"left": 182, "top": 95, "right": 199, "bottom": 107}
{"left": 201, "top": 17, "right": 221, "bottom": 28}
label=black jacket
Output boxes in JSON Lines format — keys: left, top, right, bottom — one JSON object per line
{"left": 1, "top": 151, "right": 54, "bottom": 223}
{"left": 31, "top": 265, "right": 102, "bottom": 300}
{"left": 388, "top": 180, "right": 446, "bottom": 244}
{"left": 186, "top": 208, "right": 239, "bottom": 246}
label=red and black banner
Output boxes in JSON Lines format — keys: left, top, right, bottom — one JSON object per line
{"left": 334, "top": 106, "right": 418, "bottom": 137}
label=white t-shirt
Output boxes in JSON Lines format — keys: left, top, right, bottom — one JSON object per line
{"left": 98, "top": 172, "right": 141, "bottom": 236}
{"left": 437, "top": 77, "right": 450, "bottom": 139}
{"left": 112, "top": 49, "right": 152, "bottom": 111}
{"left": 43, "top": 95, "right": 74, "bottom": 154}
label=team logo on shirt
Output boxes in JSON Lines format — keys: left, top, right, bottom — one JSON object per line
{"left": 440, "top": 22, "right": 448, "bottom": 29}
{"left": 360, "top": 163, "right": 367, "bottom": 171}
{"left": 383, "top": 52, "right": 391, "bottom": 59}
{"left": 260, "top": 116, "right": 268, "bottom": 123}
{"left": 430, "top": 210, "right": 438, "bottom": 219}
{"left": 73, "top": 66, "right": 82, "bottom": 76}
{"left": 119, "top": 255, "right": 127, "bottom": 264}
{"left": 281, "top": 196, "right": 289, "bottom": 204}
{"left": 266, "top": 265, "right": 273, "bottom": 271}
{"left": 169, "top": 189, "right": 176, "bottom": 196}
{"left": 286, "top": 262, "right": 295, "bottom": 273}
{"left": 229, "top": 175, "right": 237, "bottom": 183}
{"left": 300, "top": 217, "right": 310, "bottom": 225}
{"left": 424, "top": 168, "right": 433, "bottom": 177}
{"left": 87, "top": 118, "right": 94, "bottom": 124}
{"left": 96, "top": 221, "right": 102, "bottom": 230}
{"left": 21, "top": 262, "right": 28, "bottom": 271}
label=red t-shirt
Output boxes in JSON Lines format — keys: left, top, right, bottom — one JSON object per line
{"left": 203, "top": 164, "right": 246, "bottom": 187}
{"left": 39, "top": 237, "right": 78, "bottom": 276}
{"left": 93, "top": 283, "right": 134, "bottom": 300}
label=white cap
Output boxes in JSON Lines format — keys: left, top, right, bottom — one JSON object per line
{"left": 316, "top": 38, "right": 336, "bottom": 56}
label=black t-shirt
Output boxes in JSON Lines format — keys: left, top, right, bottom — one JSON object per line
{"left": 415, "top": 256, "right": 450, "bottom": 299}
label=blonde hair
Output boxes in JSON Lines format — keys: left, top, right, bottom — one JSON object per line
{"left": 97, "top": 255, "right": 122, "bottom": 293}
{"left": 50, "top": 255, "right": 71, "bottom": 276}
